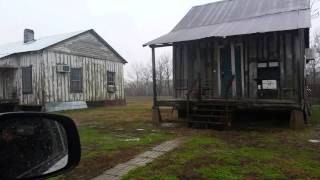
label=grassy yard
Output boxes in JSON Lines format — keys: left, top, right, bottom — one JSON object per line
{"left": 53, "top": 97, "right": 176, "bottom": 180}
{"left": 124, "top": 105, "right": 320, "bottom": 180}
{"left": 51, "top": 97, "right": 320, "bottom": 180}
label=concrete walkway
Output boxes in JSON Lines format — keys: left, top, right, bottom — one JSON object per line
{"left": 92, "top": 138, "right": 184, "bottom": 180}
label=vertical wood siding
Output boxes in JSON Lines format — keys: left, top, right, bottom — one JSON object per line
{"left": 49, "top": 32, "right": 123, "bottom": 63}
{"left": 19, "top": 53, "right": 44, "bottom": 105}
{"left": 0, "top": 53, "right": 45, "bottom": 105}
{"left": 43, "top": 51, "right": 124, "bottom": 104}
{"left": 0, "top": 31, "right": 125, "bottom": 106}
{"left": 0, "top": 56, "right": 19, "bottom": 100}
{"left": 173, "top": 30, "right": 306, "bottom": 101}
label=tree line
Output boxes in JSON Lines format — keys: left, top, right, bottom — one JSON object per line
{"left": 125, "top": 54, "right": 173, "bottom": 97}
{"left": 306, "top": 33, "right": 320, "bottom": 85}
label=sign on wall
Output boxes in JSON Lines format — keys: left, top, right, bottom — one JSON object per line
{"left": 262, "top": 80, "right": 277, "bottom": 90}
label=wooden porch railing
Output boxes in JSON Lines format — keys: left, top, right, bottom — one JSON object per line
{"left": 186, "top": 74, "right": 201, "bottom": 120}
{"left": 185, "top": 74, "right": 235, "bottom": 120}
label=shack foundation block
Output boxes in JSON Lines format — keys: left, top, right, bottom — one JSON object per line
{"left": 290, "top": 110, "right": 305, "bottom": 129}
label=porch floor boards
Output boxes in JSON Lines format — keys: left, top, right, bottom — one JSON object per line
{"left": 157, "top": 98, "right": 300, "bottom": 110}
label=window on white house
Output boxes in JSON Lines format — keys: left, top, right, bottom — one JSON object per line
{"left": 70, "top": 68, "right": 83, "bottom": 93}
{"left": 22, "top": 66, "right": 32, "bottom": 94}
{"left": 107, "top": 71, "right": 116, "bottom": 86}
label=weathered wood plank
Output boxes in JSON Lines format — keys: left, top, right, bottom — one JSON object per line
{"left": 48, "top": 32, "right": 123, "bottom": 63}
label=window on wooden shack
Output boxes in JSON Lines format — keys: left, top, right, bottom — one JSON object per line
{"left": 70, "top": 68, "right": 83, "bottom": 93}
{"left": 22, "top": 66, "right": 32, "bottom": 94}
{"left": 257, "top": 61, "right": 280, "bottom": 99}
{"left": 107, "top": 71, "right": 116, "bottom": 86}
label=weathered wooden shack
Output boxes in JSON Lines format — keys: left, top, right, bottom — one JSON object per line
{"left": 144, "top": 0, "right": 313, "bottom": 128}
{"left": 0, "top": 29, "right": 127, "bottom": 112}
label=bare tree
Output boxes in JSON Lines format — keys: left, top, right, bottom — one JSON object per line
{"left": 313, "top": 33, "right": 320, "bottom": 83}
{"left": 155, "top": 54, "right": 172, "bottom": 96}
{"left": 311, "top": 0, "right": 320, "bottom": 19}
{"left": 161, "top": 54, "right": 173, "bottom": 96}
{"left": 156, "top": 56, "right": 165, "bottom": 95}
{"left": 124, "top": 53, "right": 173, "bottom": 97}
{"left": 141, "top": 64, "right": 152, "bottom": 96}
{"left": 307, "top": 32, "right": 320, "bottom": 85}
{"left": 126, "top": 63, "right": 145, "bottom": 96}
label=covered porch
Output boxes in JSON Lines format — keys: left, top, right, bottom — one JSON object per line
{"left": 143, "top": 0, "right": 310, "bottom": 129}
{"left": 145, "top": 32, "right": 307, "bottom": 128}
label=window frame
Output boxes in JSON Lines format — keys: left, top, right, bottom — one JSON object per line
{"left": 107, "top": 71, "right": 116, "bottom": 86}
{"left": 70, "top": 68, "right": 83, "bottom": 93}
{"left": 22, "top": 66, "right": 33, "bottom": 94}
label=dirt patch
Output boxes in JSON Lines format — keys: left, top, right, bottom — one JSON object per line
{"left": 245, "top": 173, "right": 259, "bottom": 180}
{"left": 64, "top": 148, "right": 142, "bottom": 180}
{"left": 178, "top": 157, "right": 216, "bottom": 180}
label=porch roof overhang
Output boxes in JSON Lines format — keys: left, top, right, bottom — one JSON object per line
{"left": 143, "top": 9, "right": 311, "bottom": 48}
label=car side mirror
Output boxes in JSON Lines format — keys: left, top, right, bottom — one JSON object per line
{"left": 0, "top": 113, "right": 81, "bottom": 180}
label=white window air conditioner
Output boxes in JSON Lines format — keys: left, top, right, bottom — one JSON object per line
{"left": 107, "top": 85, "right": 117, "bottom": 93}
{"left": 57, "top": 65, "right": 70, "bottom": 73}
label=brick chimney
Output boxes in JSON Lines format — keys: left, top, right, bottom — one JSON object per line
{"left": 24, "top": 29, "right": 35, "bottom": 43}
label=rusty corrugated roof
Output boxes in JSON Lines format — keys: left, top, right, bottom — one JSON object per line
{"left": 144, "top": 0, "right": 311, "bottom": 47}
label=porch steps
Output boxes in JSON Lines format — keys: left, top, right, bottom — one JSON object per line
{"left": 189, "top": 101, "right": 233, "bottom": 128}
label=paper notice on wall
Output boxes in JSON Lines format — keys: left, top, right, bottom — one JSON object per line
{"left": 262, "top": 80, "right": 277, "bottom": 90}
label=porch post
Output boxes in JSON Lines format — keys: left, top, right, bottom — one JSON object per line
{"left": 151, "top": 47, "right": 157, "bottom": 107}
{"left": 151, "top": 46, "right": 161, "bottom": 126}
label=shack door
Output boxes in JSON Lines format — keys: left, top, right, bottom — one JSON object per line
{"left": 220, "top": 46, "right": 232, "bottom": 97}
{"left": 219, "top": 45, "right": 243, "bottom": 98}
{"left": 234, "top": 45, "right": 243, "bottom": 98}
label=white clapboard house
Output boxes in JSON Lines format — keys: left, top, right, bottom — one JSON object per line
{"left": 0, "top": 29, "right": 127, "bottom": 112}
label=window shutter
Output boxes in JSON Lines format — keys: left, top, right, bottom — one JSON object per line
{"left": 22, "top": 66, "right": 32, "bottom": 94}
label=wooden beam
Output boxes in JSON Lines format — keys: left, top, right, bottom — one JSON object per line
{"left": 148, "top": 43, "right": 173, "bottom": 48}
{"left": 196, "top": 42, "right": 201, "bottom": 100}
{"left": 231, "top": 43, "right": 236, "bottom": 97}
{"left": 172, "top": 45, "right": 177, "bottom": 98}
{"left": 151, "top": 47, "right": 162, "bottom": 126}
{"left": 151, "top": 47, "right": 157, "bottom": 107}
{"left": 279, "top": 32, "right": 285, "bottom": 99}
{"left": 297, "top": 29, "right": 305, "bottom": 104}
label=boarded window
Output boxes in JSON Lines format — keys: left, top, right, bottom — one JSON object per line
{"left": 70, "top": 68, "right": 83, "bottom": 93}
{"left": 107, "top": 71, "right": 116, "bottom": 86}
{"left": 22, "top": 66, "right": 32, "bottom": 94}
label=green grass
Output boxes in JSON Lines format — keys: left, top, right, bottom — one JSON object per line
{"left": 124, "top": 106, "right": 320, "bottom": 180}
{"left": 50, "top": 99, "right": 320, "bottom": 180}
{"left": 310, "top": 105, "right": 320, "bottom": 125}
{"left": 52, "top": 97, "right": 175, "bottom": 180}
{"left": 79, "top": 127, "right": 172, "bottom": 159}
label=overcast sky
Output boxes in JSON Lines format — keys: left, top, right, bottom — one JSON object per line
{"left": 0, "top": 0, "right": 320, "bottom": 78}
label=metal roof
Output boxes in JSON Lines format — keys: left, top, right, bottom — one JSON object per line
{"left": 0, "top": 29, "right": 127, "bottom": 63}
{"left": 144, "top": 0, "right": 311, "bottom": 47}
{"left": 0, "top": 30, "right": 87, "bottom": 58}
